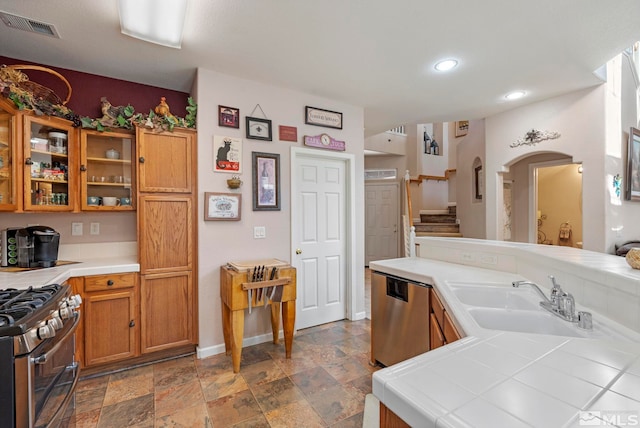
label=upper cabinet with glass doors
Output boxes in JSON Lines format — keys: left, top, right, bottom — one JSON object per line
{"left": 0, "top": 98, "right": 17, "bottom": 211}
{"left": 23, "top": 115, "right": 77, "bottom": 211}
{"left": 80, "top": 129, "right": 135, "bottom": 211}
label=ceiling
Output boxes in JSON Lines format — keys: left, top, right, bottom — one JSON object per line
{"left": 1, "top": 1, "right": 640, "bottom": 136}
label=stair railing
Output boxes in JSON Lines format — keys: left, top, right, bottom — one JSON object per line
{"left": 403, "top": 170, "right": 416, "bottom": 257}
{"left": 403, "top": 169, "right": 457, "bottom": 257}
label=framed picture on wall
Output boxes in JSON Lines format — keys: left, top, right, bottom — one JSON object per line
{"left": 204, "top": 192, "right": 241, "bottom": 220}
{"left": 246, "top": 117, "right": 273, "bottom": 141}
{"left": 475, "top": 165, "right": 483, "bottom": 200}
{"left": 218, "top": 105, "right": 240, "bottom": 128}
{"left": 626, "top": 127, "right": 640, "bottom": 201}
{"left": 455, "top": 120, "right": 469, "bottom": 137}
{"left": 252, "top": 152, "right": 280, "bottom": 211}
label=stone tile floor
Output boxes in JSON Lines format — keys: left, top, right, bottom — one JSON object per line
{"left": 62, "top": 318, "right": 377, "bottom": 427}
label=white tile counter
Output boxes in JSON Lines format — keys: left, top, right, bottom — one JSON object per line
{"left": 371, "top": 249, "right": 640, "bottom": 428}
{"left": 0, "top": 257, "right": 139, "bottom": 290}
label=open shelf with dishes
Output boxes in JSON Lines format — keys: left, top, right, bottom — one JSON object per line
{"left": 80, "top": 129, "right": 135, "bottom": 210}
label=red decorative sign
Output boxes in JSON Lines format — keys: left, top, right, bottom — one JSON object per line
{"left": 303, "top": 134, "right": 345, "bottom": 151}
{"left": 279, "top": 125, "right": 298, "bottom": 142}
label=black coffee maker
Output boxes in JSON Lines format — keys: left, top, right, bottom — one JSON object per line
{"left": 16, "top": 225, "right": 60, "bottom": 268}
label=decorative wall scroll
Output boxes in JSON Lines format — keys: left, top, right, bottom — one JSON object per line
{"left": 205, "top": 192, "right": 241, "bottom": 221}
{"left": 305, "top": 106, "right": 343, "bottom": 129}
{"left": 303, "top": 133, "right": 345, "bottom": 151}
{"left": 510, "top": 129, "right": 561, "bottom": 148}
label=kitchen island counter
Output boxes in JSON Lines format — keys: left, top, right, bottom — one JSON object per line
{"left": 371, "top": 241, "right": 640, "bottom": 428}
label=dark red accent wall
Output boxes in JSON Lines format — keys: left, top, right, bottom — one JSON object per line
{"left": 1, "top": 56, "right": 190, "bottom": 119}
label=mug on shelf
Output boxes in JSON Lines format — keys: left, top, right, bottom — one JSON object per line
{"left": 102, "top": 196, "right": 120, "bottom": 207}
{"left": 119, "top": 197, "right": 131, "bottom": 206}
{"left": 87, "top": 196, "right": 102, "bottom": 206}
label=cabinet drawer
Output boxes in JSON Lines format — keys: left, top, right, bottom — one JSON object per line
{"left": 443, "top": 310, "right": 461, "bottom": 343}
{"left": 84, "top": 273, "right": 136, "bottom": 292}
{"left": 430, "top": 288, "right": 445, "bottom": 326}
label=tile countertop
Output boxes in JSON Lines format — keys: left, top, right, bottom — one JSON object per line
{"left": 370, "top": 257, "right": 640, "bottom": 428}
{"left": 0, "top": 256, "right": 140, "bottom": 290}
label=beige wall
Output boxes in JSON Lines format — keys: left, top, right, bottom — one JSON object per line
{"left": 195, "top": 68, "right": 366, "bottom": 356}
{"left": 455, "top": 119, "right": 486, "bottom": 239}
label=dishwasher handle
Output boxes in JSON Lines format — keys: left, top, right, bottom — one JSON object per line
{"left": 386, "top": 277, "right": 409, "bottom": 302}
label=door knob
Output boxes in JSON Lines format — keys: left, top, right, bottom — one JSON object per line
{"left": 296, "top": 249, "right": 302, "bottom": 255}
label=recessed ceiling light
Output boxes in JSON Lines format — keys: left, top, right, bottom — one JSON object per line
{"left": 434, "top": 59, "right": 458, "bottom": 72}
{"left": 505, "top": 90, "right": 526, "bottom": 100}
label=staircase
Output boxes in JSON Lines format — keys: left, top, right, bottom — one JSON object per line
{"left": 414, "top": 206, "right": 462, "bottom": 237}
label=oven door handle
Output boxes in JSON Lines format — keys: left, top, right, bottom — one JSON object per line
{"left": 31, "top": 312, "right": 80, "bottom": 365}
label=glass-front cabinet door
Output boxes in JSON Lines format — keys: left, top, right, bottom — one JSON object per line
{"left": 80, "top": 129, "right": 135, "bottom": 211}
{"left": 0, "top": 99, "right": 16, "bottom": 210}
{"left": 23, "top": 115, "right": 77, "bottom": 211}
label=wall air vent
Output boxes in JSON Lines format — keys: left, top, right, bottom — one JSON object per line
{"left": 0, "top": 11, "right": 60, "bottom": 38}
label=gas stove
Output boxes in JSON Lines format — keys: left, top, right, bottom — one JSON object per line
{"left": 0, "top": 283, "right": 82, "bottom": 428}
{"left": 0, "top": 284, "right": 81, "bottom": 355}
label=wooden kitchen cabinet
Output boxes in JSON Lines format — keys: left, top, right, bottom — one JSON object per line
{"left": 136, "top": 126, "right": 198, "bottom": 353}
{"left": 22, "top": 114, "right": 78, "bottom": 211}
{"left": 140, "top": 271, "right": 194, "bottom": 353}
{"left": 80, "top": 129, "right": 135, "bottom": 211}
{"left": 0, "top": 97, "right": 18, "bottom": 211}
{"left": 136, "top": 126, "right": 194, "bottom": 193}
{"left": 429, "top": 288, "right": 462, "bottom": 347}
{"left": 137, "top": 195, "right": 192, "bottom": 273}
{"left": 76, "top": 273, "right": 140, "bottom": 367}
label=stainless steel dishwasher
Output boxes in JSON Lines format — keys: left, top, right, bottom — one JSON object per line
{"left": 371, "top": 271, "right": 431, "bottom": 367}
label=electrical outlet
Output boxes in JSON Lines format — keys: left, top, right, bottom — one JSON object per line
{"left": 90, "top": 223, "right": 100, "bottom": 235}
{"left": 254, "top": 226, "right": 266, "bottom": 239}
{"left": 71, "top": 222, "right": 83, "bottom": 236}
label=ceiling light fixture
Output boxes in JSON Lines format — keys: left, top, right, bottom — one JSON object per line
{"left": 505, "top": 90, "right": 526, "bottom": 100}
{"left": 434, "top": 59, "right": 458, "bottom": 72}
{"left": 118, "top": 0, "right": 187, "bottom": 49}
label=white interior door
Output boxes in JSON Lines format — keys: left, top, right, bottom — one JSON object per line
{"left": 365, "top": 183, "right": 399, "bottom": 265}
{"left": 292, "top": 152, "right": 347, "bottom": 329}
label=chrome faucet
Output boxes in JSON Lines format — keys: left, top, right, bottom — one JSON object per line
{"left": 512, "top": 276, "right": 579, "bottom": 322}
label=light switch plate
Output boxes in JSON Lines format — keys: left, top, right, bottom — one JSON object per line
{"left": 71, "top": 222, "right": 83, "bottom": 236}
{"left": 90, "top": 222, "right": 100, "bottom": 235}
{"left": 254, "top": 226, "right": 266, "bottom": 239}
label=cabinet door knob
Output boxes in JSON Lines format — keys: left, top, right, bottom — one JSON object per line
{"left": 139, "top": 156, "right": 145, "bottom": 163}
{"left": 25, "top": 157, "right": 33, "bottom": 165}
{"left": 129, "top": 320, "right": 135, "bottom": 328}
{"left": 107, "top": 280, "right": 114, "bottom": 286}
{"left": 80, "top": 164, "right": 86, "bottom": 172}
{"left": 296, "top": 249, "right": 302, "bottom": 255}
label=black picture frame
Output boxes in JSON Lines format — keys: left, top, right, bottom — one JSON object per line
{"left": 246, "top": 117, "right": 273, "bottom": 141}
{"left": 474, "top": 165, "right": 483, "bottom": 200}
{"left": 252, "top": 152, "right": 280, "bottom": 211}
{"left": 626, "top": 127, "right": 640, "bottom": 201}
{"left": 305, "top": 106, "right": 343, "bottom": 129}
{"left": 218, "top": 105, "right": 240, "bottom": 128}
